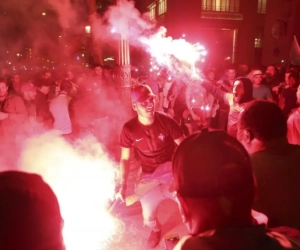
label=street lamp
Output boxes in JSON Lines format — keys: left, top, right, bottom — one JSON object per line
{"left": 84, "top": 26, "right": 91, "bottom": 66}
{"left": 85, "top": 26, "right": 91, "bottom": 34}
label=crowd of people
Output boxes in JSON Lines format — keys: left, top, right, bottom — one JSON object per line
{"left": 1, "top": 61, "right": 300, "bottom": 249}
{"left": 116, "top": 62, "right": 300, "bottom": 248}
{"left": 0, "top": 64, "right": 120, "bottom": 164}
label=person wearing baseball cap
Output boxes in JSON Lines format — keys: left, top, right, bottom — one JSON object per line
{"left": 0, "top": 171, "right": 65, "bottom": 250}
{"left": 20, "top": 82, "right": 37, "bottom": 117}
{"left": 116, "top": 84, "right": 185, "bottom": 248}
{"left": 251, "top": 69, "right": 273, "bottom": 101}
{"left": 172, "top": 131, "right": 300, "bottom": 250}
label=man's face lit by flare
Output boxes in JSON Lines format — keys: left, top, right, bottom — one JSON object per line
{"left": 227, "top": 69, "right": 236, "bottom": 81}
{"left": 266, "top": 66, "right": 276, "bottom": 78}
{"left": 252, "top": 74, "right": 263, "bottom": 85}
{"left": 206, "top": 72, "right": 215, "bottom": 81}
{"left": 133, "top": 96, "right": 155, "bottom": 119}
{"left": 0, "top": 81, "right": 8, "bottom": 98}
{"left": 43, "top": 72, "right": 52, "bottom": 79}
{"left": 94, "top": 66, "right": 103, "bottom": 77}
{"left": 12, "top": 74, "right": 20, "bottom": 91}
{"left": 233, "top": 80, "right": 244, "bottom": 103}
{"left": 23, "top": 90, "right": 37, "bottom": 101}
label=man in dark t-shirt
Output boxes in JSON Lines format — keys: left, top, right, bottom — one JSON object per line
{"left": 117, "top": 84, "right": 184, "bottom": 248}
{"left": 279, "top": 72, "right": 299, "bottom": 117}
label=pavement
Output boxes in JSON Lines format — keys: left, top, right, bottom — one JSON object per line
{"left": 107, "top": 199, "right": 187, "bottom": 250}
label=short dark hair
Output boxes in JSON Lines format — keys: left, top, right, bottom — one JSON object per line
{"left": 267, "top": 64, "right": 278, "bottom": 74}
{"left": 0, "top": 171, "right": 64, "bottom": 250}
{"left": 173, "top": 131, "right": 254, "bottom": 200}
{"left": 0, "top": 77, "right": 8, "bottom": 87}
{"left": 236, "top": 77, "right": 253, "bottom": 104}
{"left": 226, "top": 64, "right": 237, "bottom": 71}
{"left": 93, "top": 63, "right": 102, "bottom": 69}
{"left": 288, "top": 71, "right": 299, "bottom": 82}
{"left": 102, "top": 65, "right": 112, "bottom": 71}
{"left": 60, "top": 80, "right": 72, "bottom": 92}
{"left": 35, "top": 78, "right": 51, "bottom": 88}
{"left": 238, "top": 100, "right": 287, "bottom": 142}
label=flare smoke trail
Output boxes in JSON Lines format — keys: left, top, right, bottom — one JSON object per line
{"left": 17, "top": 132, "right": 122, "bottom": 250}
{"left": 99, "top": 0, "right": 207, "bottom": 75}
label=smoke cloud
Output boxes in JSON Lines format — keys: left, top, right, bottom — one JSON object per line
{"left": 93, "top": 0, "right": 206, "bottom": 74}
{"left": 17, "top": 131, "right": 121, "bottom": 250}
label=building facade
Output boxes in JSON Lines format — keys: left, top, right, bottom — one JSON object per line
{"left": 137, "top": 0, "right": 300, "bottom": 67}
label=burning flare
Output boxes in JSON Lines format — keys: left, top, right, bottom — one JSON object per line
{"left": 19, "top": 132, "right": 120, "bottom": 250}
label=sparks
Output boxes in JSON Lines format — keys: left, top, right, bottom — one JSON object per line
{"left": 140, "top": 27, "right": 207, "bottom": 74}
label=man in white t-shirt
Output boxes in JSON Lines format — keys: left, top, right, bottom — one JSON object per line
{"left": 50, "top": 80, "right": 72, "bottom": 136}
{"left": 287, "top": 84, "right": 300, "bottom": 145}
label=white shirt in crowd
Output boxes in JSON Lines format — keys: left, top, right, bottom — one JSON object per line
{"left": 49, "top": 92, "right": 72, "bottom": 135}
{"left": 287, "top": 107, "right": 300, "bottom": 146}
{"left": 163, "top": 81, "right": 172, "bottom": 109}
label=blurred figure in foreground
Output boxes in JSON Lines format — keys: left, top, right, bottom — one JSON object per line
{"left": 287, "top": 83, "right": 300, "bottom": 145}
{"left": 172, "top": 131, "right": 300, "bottom": 249}
{"left": 0, "top": 171, "right": 65, "bottom": 250}
{"left": 237, "top": 100, "right": 300, "bottom": 229}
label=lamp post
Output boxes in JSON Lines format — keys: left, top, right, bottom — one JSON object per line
{"left": 115, "top": 33, "right": 133, "bottom": 121}
{"left": 85, "top": 25, "right": 91, "bottom": 66}
{"left": 111, "top": 0, "right": 141, "bottom": 216}
{"left": 86, "top": 0, "right": 139, "bottom": 215}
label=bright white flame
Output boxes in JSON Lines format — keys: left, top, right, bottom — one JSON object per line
{"left": 19, "top": 132, "right": 120, "bottom": 250}
{"left": 140, "top": 27, "right": 207, "bottom": 69}
{"left": 85, "top": 25, "right": 91, "bottom": 34}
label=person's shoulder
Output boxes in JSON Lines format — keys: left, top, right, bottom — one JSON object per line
{"left": 288, "top": 108, "right": 300, "bottom": 121}
{"left": 123, "top": 116, "right": 139, "bottom": 129}
{"left": 155, "top": 111, "right": 177, "bottom": 122}
{"left": 7, "top": 92, "right": 21, "bottom": 99}
{"left": 174, "top": 235, "right": 211, "bottom": 250}
{"left": 7, "top": 93, "right": 24, "bottom": 103}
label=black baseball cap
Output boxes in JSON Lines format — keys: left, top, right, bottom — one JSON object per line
{"left": 131, "top": 84, "right": 155, "bottom": 103}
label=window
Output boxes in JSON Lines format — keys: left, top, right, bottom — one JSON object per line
{"left": 254, "top": 27, "right": 264, "bottom": 48}
{"left": 158, "top": 0, "right": 167, "bottom": 15}
{"left": 148, "top": 2, "right": 156, "bottom": 20}
{"left": 257, "top": 0, "right": 267, "bottom": 14}
{"left": 202, "top": 0, "right": 240, "bottom": 12}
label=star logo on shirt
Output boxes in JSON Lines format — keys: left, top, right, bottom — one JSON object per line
{"left": 158, "top": 133, "right": 165, "bottom": 142}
